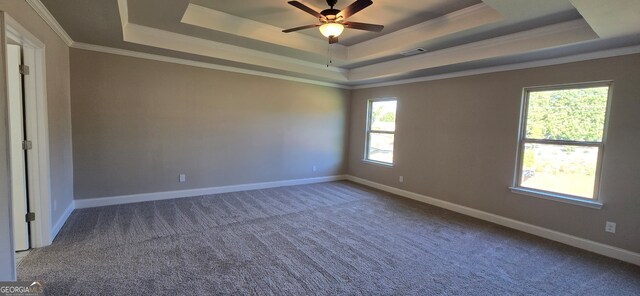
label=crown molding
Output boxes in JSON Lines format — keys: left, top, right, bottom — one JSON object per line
{"left": 351, "top": 44, "right": 640, "bottom": 89}
{"left": 26, "top": 0, "right": 74, "bottom": 46}
{"left": 71, "top": 42, "right": 640, "bottom": 91}
{"left": 122, "top": 23, "right": 348, "bottom": 82}
{"left": 71, "top": 42, "right": 352, "bottom": 89}
{"left": 348, "top": 19, "right": 598, "bottom": 81}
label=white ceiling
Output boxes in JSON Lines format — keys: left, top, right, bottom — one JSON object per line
{"left": 38, "top": 0, "right": 640, "bottom": 87}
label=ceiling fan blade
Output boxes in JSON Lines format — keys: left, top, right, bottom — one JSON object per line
{"left": 329, "top": 36, "right": 339, "bottom": 44}
{"left": 288, "top": 1, "right": 325, "bottom": 19}
{"left": 343, "top": 21, "right": 384, "bottom": 32}
{"left": 282, "top": 24, "right": 320, "bottom": 33}
{"left": 337, "top": 0, "right": 373, "bottom": 19}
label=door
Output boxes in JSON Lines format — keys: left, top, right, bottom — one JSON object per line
{"left": 7, "top": 43, "right": 30, "bottom": 251}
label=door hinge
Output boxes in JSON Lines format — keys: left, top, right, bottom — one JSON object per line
{"left": 19, "top": 64, "right": 30, "bottom": 75}
{"left": 26, "top": 212, "right": 35, "bottom": 222}
{"left": 22, "top": 140, "right": 33, "bottom": 150}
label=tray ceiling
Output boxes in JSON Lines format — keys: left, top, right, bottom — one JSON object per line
{"left": 37, "top": 0, "right": 640, "bottom": 87}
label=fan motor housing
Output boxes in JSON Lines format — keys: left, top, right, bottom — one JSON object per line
{"left": 321, "top": 8, "right": 341, "bottom": 18}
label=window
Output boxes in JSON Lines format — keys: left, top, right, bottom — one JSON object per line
{"left": 513, "top": 82, "right": 611, "bottom": 205}
{"left": 365, "top": 99, "right": 397, "bottom": 165}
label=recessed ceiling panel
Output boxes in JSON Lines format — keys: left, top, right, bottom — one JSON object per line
{"left": 190, "top": 0, "right": 482, "bottom": 45}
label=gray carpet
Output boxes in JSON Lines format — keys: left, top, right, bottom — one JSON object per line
{"left": 18, "top": 181, "right": 640, "bottom": 295}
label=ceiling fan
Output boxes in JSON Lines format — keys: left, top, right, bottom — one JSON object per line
{"left": 282, "top": 0, "right": 384, "bottom": 44}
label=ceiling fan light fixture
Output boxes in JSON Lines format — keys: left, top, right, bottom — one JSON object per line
{"left": 283, "top": 0, "right": 383, "bottom": 44}
{"left": 319, "top": 23, "right": 344, "bottom": 38}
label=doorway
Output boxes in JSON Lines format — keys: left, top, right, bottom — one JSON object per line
{"left": 4, "top": 14, "right": 53, "bottom": 261}
{"left": 7, "top": 41, "right": 31, "bottom": 253}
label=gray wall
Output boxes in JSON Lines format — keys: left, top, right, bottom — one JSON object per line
{"left": 348, "top": 53, "right": 640, "bottom": 253}
{"left": 70, "top": 49, "right": 350, "bottom": 199}
{"left": 1, "top": 1, "right": 73, "bottom": 279}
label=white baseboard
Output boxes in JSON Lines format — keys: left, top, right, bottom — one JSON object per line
{"left": 75, "top": 175, "right": 347, "bottom": 209}
{"left": 50, "top": 200, "right": 75, "bottom": 240}
{"left": 346, "top": 175, "right": 640, "bottom": 266}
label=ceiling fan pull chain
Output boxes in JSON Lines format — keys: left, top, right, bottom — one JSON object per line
{"left": 330, "top": 44, "right": 333, "bottom": 65}
{"left": 327, "top": 44, "right": 333, "bottom": 67}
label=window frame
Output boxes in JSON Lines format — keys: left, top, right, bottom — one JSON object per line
{"left": 511, "top": 81, "right": 613, "bottom": 208}
{"left": 364, "top": 98, "right": 398, "bottom": 166}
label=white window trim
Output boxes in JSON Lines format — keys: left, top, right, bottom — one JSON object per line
{"left": 511, "top": 81, "right": 613, "bottom": 209}
{"left": 363, "top": 98, "right": 397, "bottom": 166}
{"left": 509, "top": 187, "right": 603, "bottom": 209}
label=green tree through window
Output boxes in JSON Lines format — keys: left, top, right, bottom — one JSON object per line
{"left": 526, "top": 87, "right": 608, "bottom": 142}
{"left": 516, "top": 84, "right": 610, "bottom": 200}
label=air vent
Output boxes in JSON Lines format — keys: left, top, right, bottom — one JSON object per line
{"left": 400, "top": 48, "right": 426, "bottom": 57}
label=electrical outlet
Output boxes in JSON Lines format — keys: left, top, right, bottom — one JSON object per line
{"left": 312, "top": 165, "right": 317, "bottom": 172}
{"left": 605, "top": 221, "right": 616, "bottom": 233}
{"left": 179, "top": 174, "right": 186, "bottom": 183}
{"left": 53, "top": 200, "right": 57, "bottom": 212}
{"left": 399, "top": 176, "right": 404, "bottom": 183}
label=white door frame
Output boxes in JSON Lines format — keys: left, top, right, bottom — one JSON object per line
{"left": 7, "top": 42, "right": 30, "bottom": 251}
{"left": 4, "top": 14, "right": 52, "bottom": 248}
